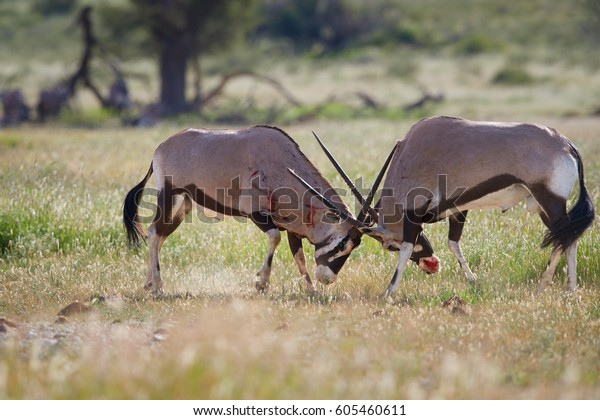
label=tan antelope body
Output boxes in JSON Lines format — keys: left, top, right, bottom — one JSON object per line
{"left": 363, "top": 116, "right": 595, "bottom": 296}
{"left": 123, "top": 126, "right": 363, "bottom": 294}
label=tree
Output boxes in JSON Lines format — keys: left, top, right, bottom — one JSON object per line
{"left": 105, "top": 0, "right": 257, "bottom": 116}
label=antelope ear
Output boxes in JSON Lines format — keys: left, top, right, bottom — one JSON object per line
{"left": 325, "top": 209, "right": 340, "bottom": 218}
{"left": 358, "top": 225, "right": 387, "bottom": 240}
{"left": 323, "top": 210, "right": 342, "bottom": 223}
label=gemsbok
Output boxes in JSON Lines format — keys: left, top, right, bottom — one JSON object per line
{"left": 294, "top": 116, "right": 595, "bottom": 296}
{"left": 123, "top": 125, "right": 386, "bottom": 295}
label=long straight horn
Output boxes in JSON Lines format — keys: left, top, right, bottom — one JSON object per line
{"left": 287, "top": 168, "right": 368, "bottom": 228}
{"left": 357, "top": 143, "right": 397, "bottom": 223}
{"left": 312, "top": 131, "right": 379, "bottom": 223}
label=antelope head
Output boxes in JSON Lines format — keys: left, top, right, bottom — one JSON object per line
{"left": 288, "top": 132, "right": 440, "bottom": 275}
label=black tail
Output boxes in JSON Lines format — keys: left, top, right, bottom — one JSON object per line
{"left": 123, "top": 163, "right": 154, "bottom": 247}
{"left": 542, "top": 146, "right": 595, "bottom": 251}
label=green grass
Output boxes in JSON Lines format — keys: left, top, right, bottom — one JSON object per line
{"left": 1, "top": 0, "right": 600, "bottom": 400}
{"left": 1, "top": 116, "right": 599, "bottom": 399}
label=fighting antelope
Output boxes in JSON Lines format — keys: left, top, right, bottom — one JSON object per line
{"left": 296, "top": 116, "right": 595, "bottom": 296}
{"left": 123, "top": 126, "right": 374, "bottom": 295}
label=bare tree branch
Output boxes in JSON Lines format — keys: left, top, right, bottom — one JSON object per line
{"left": 201, "top": 71, "right": 303, "bottom": 108}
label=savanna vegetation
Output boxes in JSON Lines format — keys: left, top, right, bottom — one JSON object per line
{"left": 1, "top": 0, "right": 599, "bottom": 399}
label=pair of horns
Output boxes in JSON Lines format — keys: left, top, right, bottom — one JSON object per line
{"left": 287, "top": 132, "right": 396, "bottom": 228}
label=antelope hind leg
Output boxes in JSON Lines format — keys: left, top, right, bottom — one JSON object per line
{"left": 537, "top": 247, "right": 561, "bottom": 294}
{"left": 256, "top": 228, "right": 281, "bottom": 291}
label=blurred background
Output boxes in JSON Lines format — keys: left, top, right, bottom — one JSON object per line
{"left": 2, "top": 0, "right": 600, "bottom": 127}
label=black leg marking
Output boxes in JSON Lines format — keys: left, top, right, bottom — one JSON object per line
{"left": 447, "top": 211, "right": 476, "bottom": 281}
{"left": 250, "top": 212, "right": 278, "bottom": 233}
{"left": 402, "top": 210, "right": 424, "bottom": 244}
{"left": 387, "top": 267, "right": 399, "bottom": 290}
{"left": 448, "top": 211, "right": 468, "bottom": 243}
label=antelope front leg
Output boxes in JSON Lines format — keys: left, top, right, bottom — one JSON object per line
{"left": 287, "top": 233, "right": 315, "bottom": 292}
{"left": 256, "top": 228, "right": 281, "bottom": 291}
{"left": 448, "top": 240, "right": 477, "bottom": 282}
{"left": 447, "top": 212, "right": 476, "bottom": 282}
{"left": 386, "top": 242, "right": 415, "bottom": 297}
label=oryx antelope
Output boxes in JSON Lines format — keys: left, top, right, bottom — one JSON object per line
{"left": 123, "top": 126, "right": 372, "bottom": 295}
{"left": 297, "top": 116, "right": 595, "bottom": 296}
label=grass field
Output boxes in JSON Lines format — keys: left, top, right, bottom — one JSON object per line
{"left": 1, "top": 110, "right": 599, "bottom": 399}
{"left": 2, "top": 1, "right": 600, "bottom": 397}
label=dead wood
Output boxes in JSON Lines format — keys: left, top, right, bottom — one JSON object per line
{"left": 37, "top": 6, "right": 130, "bottom": 121}
{"left": 65, "top": 6, "right": 107, "bottom": 107}
{"left": 404, "top": 91, "right": 445, "bottom": 111}
{"left": 199, "top": 70, "right": 303, "bottom": 109}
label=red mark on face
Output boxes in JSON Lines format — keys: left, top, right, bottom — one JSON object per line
{"left": 251, "top": 170, "right": 258, "bottom": 178}
{"left": 420, "top": 256, "right": 440, "bottom": 274}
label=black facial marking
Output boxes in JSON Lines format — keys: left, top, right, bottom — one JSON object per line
{"left": 314, "top": 234, "right": 361, "bottom": 275}
{"left": 324, "top": 252, "right": 351, "bottom": 275}
{"left": 409, "top": 233, "right": 434, "bottom": 263}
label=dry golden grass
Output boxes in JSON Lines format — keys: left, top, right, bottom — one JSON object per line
{"left": 1, "top": 112, "right": 599, "bottom": 399}
{"left": 2, "top": 41, "right": 600, "bottom": 400}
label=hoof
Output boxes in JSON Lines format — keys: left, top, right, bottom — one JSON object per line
{"left": 466, "top": 273, "right": 478, "bottom": 283}
{"left": 536, "top": 279, "right": 553, "bottom": 295}
{"left": 380, "top": 291, "right": 394, "bottom": 303}
{"left": 566, "top": 284, "right": 578, "bottom": 293}
{"left": 145, "top": 282, "right": 164, "bottom": 296}
{"left": 255, "top": 281, "right": 269, "bottom": 292}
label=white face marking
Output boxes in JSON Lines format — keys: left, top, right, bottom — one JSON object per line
{"left": 315, "top": 265, "right": 336, "bottom": 285}
{"left": 327, "top": 238, "right": 354, "bottom": 262}
{"left": 413, "top": 244, "right": 423, "bottom": 252}
{"left": 314, "top": 234, "right": 345, "bottom": 258}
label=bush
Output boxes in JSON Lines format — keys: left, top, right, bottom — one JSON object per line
{"left": 58, "top": 108, "right": 119, "bottom": 128}
{"left": 492, "top": 65, "right": 534, "bottom": 85}
{"left": 454, "top": 32, "right": 503, "bottom": 55}
{"left": 32, "top": 0, "right": 77, "bottom": 16}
